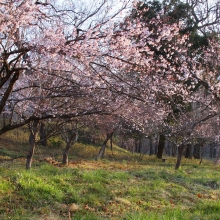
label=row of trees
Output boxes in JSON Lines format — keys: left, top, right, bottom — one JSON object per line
{"left": 0, "top": 0, "right": 220, "bottom": 169}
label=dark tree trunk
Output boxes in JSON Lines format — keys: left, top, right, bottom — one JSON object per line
{"left": 185, "top": 144, "right": 192, "bottom": 158}
{"left": 216, "top": 149, "right": 220, "bottom": 163}
{"left": 171, "top": 143, "right": 176, "bottom": 157}
{"left": 165, "top": 142, "right": 170, "bottom": 155}
{"left": 199, "top": 145, "right": 203, "bottom": 160}
{"left": 190, "top": 145, "right": 194, "bottom": 159}
{"left": 135, "top": 140, "right": 141, "bottom": 153}
{"left": 193, "top": 144, "right": 201, "bottom": 159}
{"left": 40, "top": 122, "right": 47, "bottom": 146}
{"left": 210, "top": 145, "right": 214, "bottom": 158}
{"left": 175, "top": 145, "right": 186, "bottom": 170}
{"left": 199, "top": 145, "right": 204, "bottom": 165}
{"left": 110, "top": 135, "right": 113, "bottom": 155}
{"left": 157, "top": 134, "right": 165, "bottom": 159}
{"left": 0, "top": 71, "right": 19, "bottom": 114}
{"left": 213, "top": 147, "right": 217, "bottom": 158}
{"left": 155, "top": 135, "right": 159, "bottom": 154}
{"left": 149, "top": 136, "right": 153, "bottom": 156}
{"left": 96, "top": 131, "right": 114, "bottom": 160}
{"left": 3, "top": 112, "right": 6, "bottom": 128}
{"left": 26, "top": 120, "right": 39, "bottom": 170}
{"left": 166, "top": 142, "right": 170, "bottom": 156}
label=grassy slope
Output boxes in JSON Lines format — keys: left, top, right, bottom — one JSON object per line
{"left": 0, "top": 129, "right": 220, "bottom": 220}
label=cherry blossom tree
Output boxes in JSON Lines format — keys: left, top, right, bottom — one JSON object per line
{"left": 0, "top": 0, "right": 132, "bottom": 168}
{"left": 3, "top": 2, "right": 183, "bottom": 168}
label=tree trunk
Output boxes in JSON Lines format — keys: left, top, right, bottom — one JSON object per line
{"left": 26, "top": 142, "right": 35, "bottom": 170}
{"left": 155, "top": 135, "right": 159, "bottom": 154}
{"left": 135, "top": 140, "right": 141, "bottom": 153}
{"left": 157, "top": 134, "right": 165, "bottom": 159}
{"left": 185, "top": 144, "right": 192, "bottom": 158}
{"left": 110, "top": 135, "right": 113, "bottom": 155}
{"left": 213, "top": 147, "right": 217, "bottom": 158}
{"left": 193, "top": 144, "right": 202, "bottom": 159}
{"left": 26, "top": 120, "right": 39, "bottom": 170}
{"left": 166, "top": 142, "right": 170, "bottom": 156}
{"left": 62, "top": 135, "right": 78, "bottom": 165}
{"left": 175, "top": 145, "right": 186, "bottom": 170}
{"left": 215, "top": 148, "right": 220, "bottom": 163}
{"left": 210, "top": 145, "right": 214, "bottom": 159}
{"left": 3, "top": 112, "right": 6, "bottom": 128}
{"left": 40, "top": 122, "right": 47, "bottom": 146}
{"left": 171, "top": 143, "right": 176, "bottom": 157}
{"left": 62, "top": 143, "right": 71, "bottom": 165}
{"left": 149, "top": 136, "right": 153, "bottom": 156}
{"left": 199, "top": 145, "right": 204, "bottom": 165}
{"left": 61, "top": 124, "right": 79, "bottom": 165}
{"left": 96, "top": 131, "right": 114, "bottom": 160}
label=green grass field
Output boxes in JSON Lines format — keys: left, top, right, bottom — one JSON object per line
{"left": 0, "top": 129, "right": 220, "bottom": 219}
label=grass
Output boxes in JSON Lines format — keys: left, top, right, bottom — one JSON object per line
{"left": 0, "top": 129, "right": 220, "bottom": 219}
